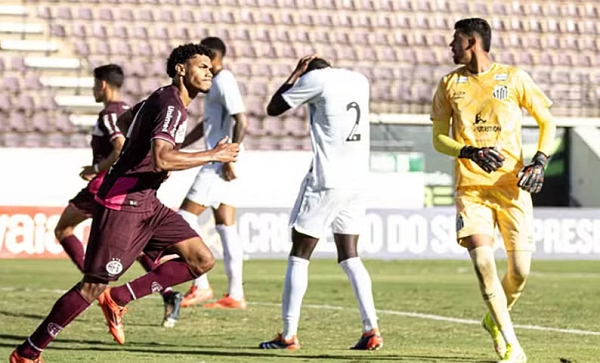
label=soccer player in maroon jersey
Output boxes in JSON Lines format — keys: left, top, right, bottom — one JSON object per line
{"left": 53, "top": 64, "right": 183, "bottom": 329}
{"left": 54, "top": 64, "right": 129, "bottom": 272}
{"left": 10, "top": 43, "right": 239, "bottom": 363}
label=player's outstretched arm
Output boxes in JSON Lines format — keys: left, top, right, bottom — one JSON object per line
{"left": 151, "top": 137, "right": 239, "bottom": 172}
{"left": 267, "top": 54, "right": 318, "bottom": 116}
{"left": 181, "top": 122, "right": 204, "bottom": 149}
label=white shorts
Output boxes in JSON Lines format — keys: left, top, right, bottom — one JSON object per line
{"left": 185, "top": 163, "right": 239, "bottom": 209}
{"left": 289, "top": 175, "right": 365, "bottom": 239}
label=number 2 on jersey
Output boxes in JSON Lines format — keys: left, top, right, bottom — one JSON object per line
{"left": 346, "top": 101, "right": 361, "bottom": 142}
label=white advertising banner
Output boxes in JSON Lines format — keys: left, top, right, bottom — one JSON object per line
{"left": 1, "top": 206, "right": 600, "bottom": 260}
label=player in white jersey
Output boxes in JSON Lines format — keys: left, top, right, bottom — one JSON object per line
{"left": 259, "top": 55, "right": 382, "bottom": 351}
{"left": 177, "top": 37, "right": 249, "bottom": 309}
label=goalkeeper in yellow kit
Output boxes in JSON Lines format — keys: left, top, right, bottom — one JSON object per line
{"left": 431, "top": 18, "right": 555, "bottom": 363}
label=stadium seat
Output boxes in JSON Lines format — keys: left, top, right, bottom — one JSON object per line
{"left": 1, "top": 0, "right": 599, "bottom": 148}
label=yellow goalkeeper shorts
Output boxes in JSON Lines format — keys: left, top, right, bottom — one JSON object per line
{"left": 455, "top": 185, "right": 534, "bottom": 252}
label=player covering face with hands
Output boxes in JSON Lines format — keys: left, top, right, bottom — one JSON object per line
{"left": 10, "top": 43, "right": 239, "bottom": 363}
{"left": 259, "top": 54, "right": 382, "bottom": 351}
{"left": 431, "top": 18, "right": 555, "bottom": 363}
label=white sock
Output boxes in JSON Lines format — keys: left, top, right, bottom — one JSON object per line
{"left": 501, "top": 326, "right": 519, "bottom": 345}
{"left": 193, "top": 274, "right": 211, "bottom": 290}
{"left": 340, "top": 257, "right": 379, "bottom": 333}
{"left": 282, "top": 256, "right": 309, "bottom": 340}
{"left": 216, "top": 224, "right": 244, "bottom": 300}
{"left": 178, "top": 209, "right": 211, "bottom": 289}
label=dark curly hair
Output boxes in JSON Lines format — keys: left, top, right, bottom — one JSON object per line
{"left": 455, "top": 18, "right": 492, "bottom": 52}
{"left": 166, "top": 43, "right": 215, "bottom": 78}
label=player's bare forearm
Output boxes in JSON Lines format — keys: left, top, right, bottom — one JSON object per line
{"left": 231, "top": 113, "right": 248, "bottom": 144}
{"left": 152, "top": 139, "right": 238, "bottom": 172}
{"left": 266, "top": 72, "right": 300, "bottom": 116}
{"left": 97, "top": 137, "right": 125, "bottom": 172}
{"left": 266, "top": 86, "right": 293, "bottom": 116}
{"left": 152, "top": 149, "right": 220, "bottom": 171}
{"left": 97, "top": 150, "right": 120, "bottom": 172}
{"left": 181, "top": 122, "right": 204, "bottom": 149}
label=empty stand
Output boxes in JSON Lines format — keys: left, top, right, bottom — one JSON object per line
{"left": 0, "top": 0, "right": 599, "bottom": 148}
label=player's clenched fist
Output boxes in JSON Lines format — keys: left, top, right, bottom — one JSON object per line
{"left": 459, "top": 146, "right": 505, "bottom": 174}
{"left": 517, "top": 151, "right": 548, "bottom": 194}
{"left": 212, "top": 136, "right": 240, "bottom": 163}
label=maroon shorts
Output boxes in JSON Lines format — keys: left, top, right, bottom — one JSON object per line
{"left": 68, "top": 187, "right": 97, "bottom": 218}
{"left": 83, "top": 202, "right": 199, "bottom": 281}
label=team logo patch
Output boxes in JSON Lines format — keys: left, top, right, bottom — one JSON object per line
{"left": 151, "top": 281, "right": 163, "bottom": 293}
{"left": 106, "top": 258, "right": 123, "bottom": 276}
{"left": 493, "top": 85, "right": 508, "bottom": 100}
{"left": 47, "top": 322, "right": 63, "bottom": 337}
{"left": 456, "top": 215, "right": 464, "bottom": 232}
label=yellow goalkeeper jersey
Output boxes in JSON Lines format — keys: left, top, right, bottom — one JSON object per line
{"left": 430, "top": 63, "right": 553, "bottom": 188}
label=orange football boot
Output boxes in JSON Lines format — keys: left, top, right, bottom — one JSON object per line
{"left": 350, "top": 328, "right": 383, "bottom": 350}
{"left": 180, "top": 285, "right": 214, "bottom": 307}
{"left": 203, "top": 294, "right": 246, "bottom": 309}
{"left": 97, "top": 287, "right": 128, "bottom": 345}
{"left": 9, "top": 350, "right": 44, "bottom": 363}
{"left": 259, "top": 334, "right": 300, "bottom": 350}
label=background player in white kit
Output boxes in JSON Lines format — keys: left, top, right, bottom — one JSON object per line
{"left": 178, "top": 37, "right": 249, "bottom": 309}
{"left": 259, "top": 55, "right": 382, "bottom": 350}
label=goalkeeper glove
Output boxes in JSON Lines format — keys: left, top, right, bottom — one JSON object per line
{"left": 517, "top": 151, "right": 548, "bottom": 194}
{"left": 459, "top": 146, "right": 505, "bottom": 174}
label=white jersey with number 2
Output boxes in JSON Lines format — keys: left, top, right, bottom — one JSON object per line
{"left": 282, "top": 68, "right": 370, "bottom": 190}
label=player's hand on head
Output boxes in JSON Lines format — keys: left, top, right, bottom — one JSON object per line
{"left": 212, "top": 136, "right": 239, "bottom": 163}
{"left": 517, "top": 151, "right": 548, "bottom": 194}
{"left": 79, "top": 165, "right": 97, "bottom": 181}
{"left": 294, "top": 54, "right": 318, "bottom": 76}
{"left": 221, "top": 162, "right": 237, "bottom": 181}
{"left": 459, "top": 146, "right": 505, "bottom": 174}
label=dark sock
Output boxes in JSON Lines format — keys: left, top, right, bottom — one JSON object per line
{"left": 110, "top": 258, "right": 197, "bottom": 306}
{"left": 136, "top": 254, "right": 159, "bottom": 272}
{"left": 18, "top": 286, "right": 91, "bottom": 359}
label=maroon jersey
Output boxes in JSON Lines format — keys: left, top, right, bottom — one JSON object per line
{"left": 88, "top": 101, "right": 130, "bottom": 193}
{"left": 95, "top": 85, "right": 188, "bottom": 212}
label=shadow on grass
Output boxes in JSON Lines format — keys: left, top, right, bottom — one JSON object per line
{"left": 0, "top": 335, "right": 495, "bottom": 362}
{"left": 0, "top": 310, "right": 91, "bottom": 323}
